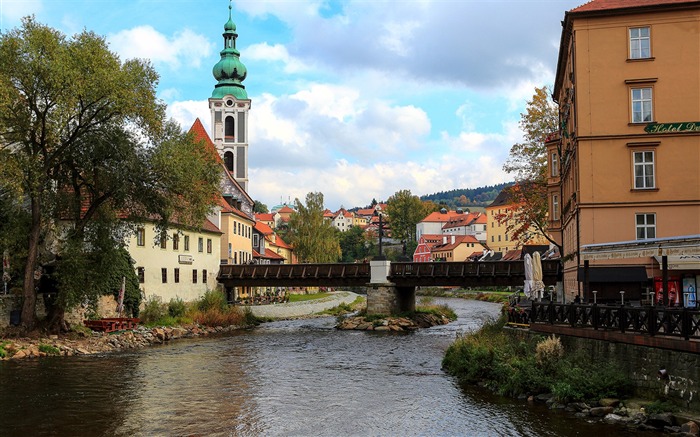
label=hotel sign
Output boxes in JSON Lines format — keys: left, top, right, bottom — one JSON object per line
{"left": 645, "top": 122, "right": 700, "bottom": 134}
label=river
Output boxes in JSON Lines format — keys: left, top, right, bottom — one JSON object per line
{"left": 0, "top": 298, "right": 654, "bottom": 436}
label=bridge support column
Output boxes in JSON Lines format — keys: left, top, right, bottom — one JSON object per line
{"left": 366, "top": 284, "right": 416, "bottom": 315}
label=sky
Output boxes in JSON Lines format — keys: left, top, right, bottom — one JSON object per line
{"left": 0, "top": 0, "right": 583, "bottom": 211}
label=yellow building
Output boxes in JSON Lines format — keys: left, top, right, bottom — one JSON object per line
{"left": 486, "top": 187, "right": 549, "bottom": 255}
{"left": 430, "top": 235, "right": 485, "bottom": 262}
{"left": 551, "top": 0, "right": 700, "bottom": 302}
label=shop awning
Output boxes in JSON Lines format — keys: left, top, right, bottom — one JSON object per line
{"left": 653, "top": 255, "right": 700, "bottom": 270}
{"left": 577, "top": 266, "right": 648, "bottom": 282}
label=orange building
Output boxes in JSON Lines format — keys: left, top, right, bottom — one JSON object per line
{"left": 486, "top": 187, "right": 549, "bottom": 256}
{"left": 551, "top": 0, "right": 700, "bottom": 303}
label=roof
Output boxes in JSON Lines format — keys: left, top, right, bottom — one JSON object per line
{"left": 189, "top": 118, "right": 223, "bottom": 165}
{"left": 255, "top": 213, "right": 275, "bottom": 222}
{"left": 201, "top": 219, "right": 223, "bottom": 234}
{"left": 487, "top": 187, "right": 514, "bottom": 208}
{"left": 570, "top": 0, "right": 697, "bottom": 13}
{"left": 431, "top": 235, "right": 481, "bottom": 252}
{"left": 264, "top": 248, "right": 286, "bottom": 260}
{"left": 421, "top": 210, "right": 463, "bottom": 223}
{"left": 278, "top": 205, "right": 295, "bottom": 214}
{"left": 442, "top": 212, "right": 485, "bottom": 229}
{"left": 219, "top": 197, "right": 254, "bottom": 223}
{"left": 254, "top": 220, "right": 274, "bottom": 236}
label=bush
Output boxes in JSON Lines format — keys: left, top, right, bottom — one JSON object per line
{"left": 38, "top": 344, "right": 60, "bottom": 355}
{"left": 168, "top": 297, "right": 187, "bottom": 318}
{"left": 197, "top": 290, "right": 227, "bottom": 312}
{"left": 140, "top": 295, "right": 167, "bottom": 325}
{"left": 535, "top": 335, "right": 564, "bottom": 371}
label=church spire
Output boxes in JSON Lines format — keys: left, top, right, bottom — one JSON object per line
{"left": 212, "top": 1, "right": 248, "bottom": 99}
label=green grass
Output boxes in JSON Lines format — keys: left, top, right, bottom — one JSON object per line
{"left": 38, "top": 344, "right": 60, "bottom": 356}
{"left": 288, "top": 292, "right": 330, "bottom": 302}
{"left": 442, "top": 316, "right": 632, "bottom": 402}
{"left": 0, "top": 341, "right": 8, "bottom": 358}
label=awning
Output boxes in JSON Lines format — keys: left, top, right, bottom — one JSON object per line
{"left": 577, "top": 266, "right": 648, "bottom": 282}
{"left": 653, "top": 255, "right": 700, "bottom": 270}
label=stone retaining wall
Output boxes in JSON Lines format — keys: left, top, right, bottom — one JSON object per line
{"left": 509, "top": 328, "right": 700, "bottom": 412}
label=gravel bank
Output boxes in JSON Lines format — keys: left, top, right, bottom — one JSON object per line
{"left": 247, "top": 291, "right": 362, "bottom": 319}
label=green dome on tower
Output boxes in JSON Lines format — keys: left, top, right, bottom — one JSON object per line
{"left": 212, "top": 2, "right": 248, "bottom": 99}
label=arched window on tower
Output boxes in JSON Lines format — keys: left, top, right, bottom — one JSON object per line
{"left": 224, "top": 151, "right": 234, "bottom": 173}
{"left": 225, "top": 116, "right": 235, "bottom": 142}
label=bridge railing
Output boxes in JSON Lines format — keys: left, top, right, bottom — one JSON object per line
{"left": 390, "top": 260, "right": 559, "bottom": 278}
{"left": 520, "top": 302, "right": 700, "bottom": 340}
{"left": 218, "top": 263, "right": 370, "bottom": 281}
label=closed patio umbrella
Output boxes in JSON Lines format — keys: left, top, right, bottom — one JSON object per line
{"left": 524, "top": 253, "right": 533, "bottom": 300}
{"left": 532, "top": 251, "right": 545, "bottom": 301}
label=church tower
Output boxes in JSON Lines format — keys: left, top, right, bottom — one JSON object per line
{"left": 209, "top": 2, "right": 250, "bottom": 192}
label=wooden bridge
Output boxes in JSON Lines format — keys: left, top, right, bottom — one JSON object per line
{"left": 217, "top": 260, "right": 561, "bottom": 288}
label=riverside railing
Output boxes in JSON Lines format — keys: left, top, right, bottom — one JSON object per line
{"left": 509, "top": 302, "right": 700, "bottom": 340}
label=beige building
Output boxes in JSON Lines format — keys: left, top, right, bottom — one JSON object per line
{"left": 128, "top": 221, "right": 222, "bottom": 303}
{"left": 551, "top": 0, "right": 700, "bottom": 303}
{"left": 430, "top": 235, "right": 485, "bottom": 262}
{"left": 486, "top": 187, "right": 549, "bottom": 255}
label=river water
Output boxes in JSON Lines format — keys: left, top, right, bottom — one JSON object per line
{"left": 0, "top": 298, "right": 654, "bottom": 436}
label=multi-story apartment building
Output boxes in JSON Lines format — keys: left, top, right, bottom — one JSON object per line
{"left": 551, "top": 0, "right": 700, "bottom": 303}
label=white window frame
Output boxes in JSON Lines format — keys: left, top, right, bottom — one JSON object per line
{"left": 552, "top": 194, "right": 560, "bottom": 221}
{"left": 633, "top": 150, "right": 655, "bottom": 189}
{"left": 635, "top": 213, "right": 656, "bottom": 240}
{"left": 631, "top": 87, "right": 653, "bottom": 123}
{"left": 629, "top": 26, "right": 651, "bottom": 59}
{"left": 551, "top": 152, "right": 559, "bottom": 177}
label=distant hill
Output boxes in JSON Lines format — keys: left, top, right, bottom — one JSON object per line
{"left": 420, "top": 182, "right": 512, "bottom": 209}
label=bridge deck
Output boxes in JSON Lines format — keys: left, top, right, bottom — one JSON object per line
{"left": 217, "top": 260, "right": 561, "bottom": 288}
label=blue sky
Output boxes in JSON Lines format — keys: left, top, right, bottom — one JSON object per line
{"left": 0, "top": 0, "right": 583, "bottom": 211}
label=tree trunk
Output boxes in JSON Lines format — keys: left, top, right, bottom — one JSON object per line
{"left": 20, "top": 195, "right": 42, "bottom": 330}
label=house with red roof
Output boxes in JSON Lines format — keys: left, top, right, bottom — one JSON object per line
{"left": 416, "top": 209, "right": 466, "bottom": 241}
{"left": 430, "top": 235, "right": 486, "bottom": 262}
{"left": 331, "top": 208, "right": 354, "bottom": 232}
{"left": 413, "top": 234, "right": 443, "bottom": 262}
{"left": 442, "top": 212, "right": 487, "bottom": 242}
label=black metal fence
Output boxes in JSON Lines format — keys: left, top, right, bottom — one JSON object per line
{"left": 508, "top": 302, "right": 700, "bottom": 340}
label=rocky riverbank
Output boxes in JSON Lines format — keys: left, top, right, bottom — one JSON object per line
{"left": 0, "top": 323, "right": 250, "bottom": 360}
{"left": 524, "top": 394, "right": 699, "bottom": 435}
{"left": 336, "top": 312, "right": 451, "bottom": 331}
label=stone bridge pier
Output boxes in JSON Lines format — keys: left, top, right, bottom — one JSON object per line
{"left": 367, "top": 260, "right": 415, "bottom": 315}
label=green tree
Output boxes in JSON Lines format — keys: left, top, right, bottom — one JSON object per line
{"left": 501, "top": 86, "right": 560, "bottom": 249}
{"left": 339, "top": 225, "right": 374, "bottom": 262}
{"left": 253, "top": 201, "right": 269, "bottom": 214}
{"left": 288, "top": 192, "right": 341, "bottom": 263}
{"left": 0, "top": 18, "right": 219, "bottom": 330}
{"left": 386, "top": 189, "right": 427, "bottom": 244}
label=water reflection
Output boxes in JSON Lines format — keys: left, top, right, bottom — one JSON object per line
{"left": 0, "top": 298, "right": 658, "bottom": 436}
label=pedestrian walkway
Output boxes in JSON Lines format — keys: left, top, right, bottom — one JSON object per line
{"left": 247, "top": 291, "right": 362, "bottom": 319}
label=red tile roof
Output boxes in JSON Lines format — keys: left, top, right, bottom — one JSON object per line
{"left": 421, "top": 210, "right": 464, "bottom": 223}
{"left": 571, "top": 0, "right": 697, "bottom": 13}
{"left": 431, "top": 235, "right": 481, "bottom": 252}
{"left": 278, "top": 205, "right": 295, "bottom": 214}
{"left": 255, "top": 213, "right": 275, "bottom": 222}
{"left": 264, "top": 248, "right": 286, "bottom": 260}
{"left": 189, "top": 118, "right": 223, "bottom": 165}
{"left": 254, "top": 221, "right": 274, "bottom": 236}
{"left": 201, "top": 219, "right": 223, "bottom": 234}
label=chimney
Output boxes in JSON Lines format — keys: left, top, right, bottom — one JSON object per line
{"left": 443, "top": 236, "right": 447, "bottom": 244}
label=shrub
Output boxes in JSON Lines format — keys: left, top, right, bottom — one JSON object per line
{"left": 140, "top": 295, "right": 167, "bottom": 325}
{"left": 419, "top": 296, "right": 435, "bottom": 306}
{"left": 38, "top": 344, "right": 60, "bottom": 355}
{"left": 535, "top": 335, "right": 564, "bottom": 371}
{"left": 644, "top": 400, "right": 679, "bottom": 414}
{"left": 197, "top": 290, "right": 227, "bottom": 312}
{"left": 168, "top": 297, "right": 187, "bottom": 318}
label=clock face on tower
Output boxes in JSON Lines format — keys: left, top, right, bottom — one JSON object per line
{"left": 225, "top": 98, "right": 234, "bottom": 107}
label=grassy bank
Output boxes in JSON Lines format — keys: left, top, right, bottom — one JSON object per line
{"left": 418, "top": 287, "right": 511, "bottom": 304}
{"left": 442, "top": 316, "right": 632, "bottom": 403}
{"left": 288, "top": 292, "right": 330, "bottom": 303}
{"left": 139, "top": 291, "right": 260, "bottom": 328}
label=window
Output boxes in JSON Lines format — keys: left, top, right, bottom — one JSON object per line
{"left": 198, "top": 237, "right": 203, "bottom": 253}
{"left": 551, "top": 152, "right": 559, "bottom": 177}
{"left": 137, "top": 267, "right": 145, "bottom": 284}
{"left": 225, "top": 116, "right": 235, "bottom": 141}
{"left": 173, "top": 233, "right": 179, "bottom": 250}
{"left": 161, "top": 268, "right": 168, "bottom": 283}
{"left": 192, "top": 269, "right": 198, "bottom": 284}
{"left": 184, "top": 235, "right": 190, "bottom": 251}
{"left": 633, "top": 151, "right": 655, "bottom": 189}
{"left": 630, "top": 27, "right": 650, "bottom": 59}
{"left": 491, "top": 236, "right": 494, "bottom": 242}
{"left": 636, "top": 213, "right": 656, "bottom": 240}
{"left": 207, "top": 238, "right": 212, "bottom": 253}
{"left": 136, "top": 228, "right": 145, "bottom": 246}
{"left": 631, "top": 88, "right": 652, "bottom": 123}
{"left": 160, "top": 234, "right": 167, "bottom": 249}
{"left": 228, "top": 243, "right": 232, "bottom": 258}
{"left": 174, "top": 268, "right": 180, "bottom": 283}
{"left": 498, "top": 235, "right": 501, "bottom": 242}
{"left": 552, "top": 194, "right": 560, "bottom": 221}
{"left": 202, "top": 269, "right": 207, "bottom": 284}
{"left": 253, "top": 234, "right": 259, "bottom": 247}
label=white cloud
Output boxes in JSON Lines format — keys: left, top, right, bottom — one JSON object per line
{"left": 246, "top": 42, "right": 308, "bottom": 73}
{"left": 108, "top": 26, "right": 213, "bottom": 69}
{"left": 0, "top": 0, "right": 42, "bottom": 25}
{"left": 167, "top": 100, "right": 209, "bottom": 132}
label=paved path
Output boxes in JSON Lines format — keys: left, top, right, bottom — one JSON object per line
{"left": 247, "top": 291, "right": 362, "bottom": 319}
